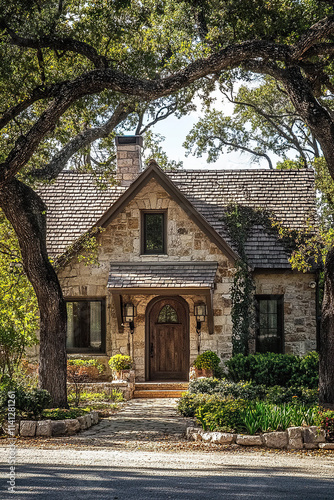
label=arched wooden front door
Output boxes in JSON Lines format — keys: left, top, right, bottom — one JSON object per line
{"left": 147, "top": 297, "right": 189, "bottom": 381}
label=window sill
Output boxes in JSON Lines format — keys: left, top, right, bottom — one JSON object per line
{"left": 140, "top": 254, "right": 169, "bottom": 257}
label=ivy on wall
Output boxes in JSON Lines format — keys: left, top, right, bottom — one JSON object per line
{"left": 223, "top": 204, "right": 262, "bottom": 356}
{"left": 54, "top": 226, "right": 104, "bottom": 270}
{"left": 223, "top": 203, "right": 323, "bottom": 355}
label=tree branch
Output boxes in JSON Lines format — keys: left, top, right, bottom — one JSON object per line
{"left": 31, "top": 103, "right": 134, "bottom": 180}
{"left": 208, "top": 135, "right": 273, "bottom": 169}
{"left": 0, "top": 39, "right": 294, "bottom": 186}
{"left": 6, "top": 29, "right": 108, "bottom": 69}
{"left": 292, "top": 15, "right": 334, "bottom": 60}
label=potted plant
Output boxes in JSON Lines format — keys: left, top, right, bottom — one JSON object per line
{"left": 193, "top": 351, "right": 221, "bottom": 378}
{"left": 108, "top": 354, "right": 133, "bottom": 381}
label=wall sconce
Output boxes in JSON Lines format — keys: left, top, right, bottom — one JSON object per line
{"left": 194, "top": 302, "right": 207, "bottom": 334}
{"left": 123, "top": 302, "right": 136, "bottom": 334}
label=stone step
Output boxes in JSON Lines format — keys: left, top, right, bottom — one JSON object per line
{"left": 133, "top": 389, "right": 186, "bottom": 398}
{"left": 135, "top": 382, "right": 189, "bottom": 391}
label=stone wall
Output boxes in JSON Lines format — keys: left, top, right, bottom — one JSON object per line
{"left": 253, "top": 271, "right": 317, "bottom": 355}
{"left": 57, "top": 178, "right": 317, "bottom": 379}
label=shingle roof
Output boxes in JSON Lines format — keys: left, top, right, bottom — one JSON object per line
{"left": 108, "top": 262, "right": 218, "bottom": 289}
{"left": 37, "top": 175, "right": 126, "bottom": 257}
{"left": 37, "top": 167, "right": 317, "bottom": 269}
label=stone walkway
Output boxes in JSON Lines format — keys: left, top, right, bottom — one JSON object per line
{"left": 71, "top": 398, "right": 193, "bottom": 446}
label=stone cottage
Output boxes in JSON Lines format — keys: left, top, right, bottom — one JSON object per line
{"left": 38, "top": 136, "right": 318, "bottom": 382}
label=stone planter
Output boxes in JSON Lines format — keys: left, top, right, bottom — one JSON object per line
{"left": 194, "top": 368, "right": 213, "bottom": 378}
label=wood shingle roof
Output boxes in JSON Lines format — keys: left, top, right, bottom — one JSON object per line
{"left": 37, "top": 166, "right": 317, "bottom": 269}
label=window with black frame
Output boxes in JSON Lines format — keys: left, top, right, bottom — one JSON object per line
{"left": 255, "top": 295, "right": 283, "bottom": 353}
{"left": 66, "top": 300, "right": 105, "bottom": 352}
{"left": 142, "top": 211, "right": 166, "bottom": 254}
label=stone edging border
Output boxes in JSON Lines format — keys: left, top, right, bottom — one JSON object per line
{"left": 4, "top": 411, "right": 99, "bottom": 438}
{"left": 186, "top": 426, "right": 334, "bottom": 450}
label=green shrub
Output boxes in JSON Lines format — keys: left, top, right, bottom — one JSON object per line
{"left": 177, "top": 393, "right": 222, "bottom": 417}
{"left": 0, "top": 384, "right": 51, "bottom": 419}
{"left": 188, "top": 377, "right": 267, "bottom": 400}
{"left": 265, "top": 385, "right": 318, "bottom": 406}
{"left": 196, "top": 399, "right": 247, "bottom": 432}
{"left": 315, "top": 409, "right": 334, "bottom": 442}
{"left": 67, "top": 358, "right": 105, "bottom": 374}
{"left": 193, "top": 351, "right": 221, "bottom": 371}
{"left": 108, "top": 355, "right": 133, "bottom": 371}
{"left": 290, "top": 351, "right": 319, "bottom": 388}
{"left": 225, "top": 352, "right": 319, "bottom": 388}
{"left": 193, "top": 398, "right": 318, "bottom": 434}
{"left": 42, "top": 408, "right": 89, "bottom": 420}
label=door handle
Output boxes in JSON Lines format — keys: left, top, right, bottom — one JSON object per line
{"left": 150, "top": 343, "right": 154, "bottom": 357}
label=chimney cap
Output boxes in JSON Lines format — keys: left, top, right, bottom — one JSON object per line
{"left": 115, "top": 135, "right": 143, "bottom": 147}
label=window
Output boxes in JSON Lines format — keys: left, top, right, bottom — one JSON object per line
{"left": 142, "top": 211, "right": 166, "bottom": 254}
{"left": 255, "top": 295, "right": 283, "bottom": 353}
{"left": 66, "top": 300, "right": 106, "bottom": 352}
{"left": 157, "top": 305, "right": 178, "bottom": 323}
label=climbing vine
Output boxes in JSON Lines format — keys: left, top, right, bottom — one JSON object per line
{"left": 223, "top": 203, "right": 324, "bottom": 355}
{"left": 54, "top": 226, "right": 104, "bottom": 270}
{"left": 223, "top": 204, "right": 262, "bottom": 355}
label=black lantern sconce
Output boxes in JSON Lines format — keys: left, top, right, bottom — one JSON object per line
{"left": 123, "top": 302, "right": 136, "bottom": 334}
{"left": 194, "top": 302, "right": 207, "bottom": 334}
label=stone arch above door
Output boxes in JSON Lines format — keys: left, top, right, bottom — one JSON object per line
{"left": 146, "top": 296, "right": 189, "bottom": 381}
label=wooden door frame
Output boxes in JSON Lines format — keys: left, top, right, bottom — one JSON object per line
{"left": 145, "top": 295, "right": 189, "bottom": 381}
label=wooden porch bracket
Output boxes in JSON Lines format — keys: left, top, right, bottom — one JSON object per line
{"left": 206, "top": 289, "right": 214, "bottom": 335}
{"left": 112, "top": 292, "right": 124, "bottom": 333}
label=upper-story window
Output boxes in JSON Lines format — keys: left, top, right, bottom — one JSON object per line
{"left": 142, "top": 211, "right": 166, "bottom": 254}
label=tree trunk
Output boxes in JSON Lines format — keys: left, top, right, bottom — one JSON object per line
{"left": 0, "top": 178, "right": 68, "bottom": 407}
{"left": 320, "top": 245, "right": 334, "bottom": 406}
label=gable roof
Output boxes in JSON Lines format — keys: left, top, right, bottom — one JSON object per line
{"left": 37, "top": 165, "right": 316, "bottom": 269}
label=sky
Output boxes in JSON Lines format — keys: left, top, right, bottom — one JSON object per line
{"left": 135, "top": 89, "right": 283, "bottom": 171}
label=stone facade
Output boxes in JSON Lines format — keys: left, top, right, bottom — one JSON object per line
{"left": 58, "top": 177, "right": 317, "bottom": 380}
{"left": 254, "top": 271, "right": 317, "bottom": 355}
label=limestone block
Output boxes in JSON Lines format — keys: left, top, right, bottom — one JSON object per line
{"left": 90, "top": 411, "right": 99, "bottom": 425}
{"left": 20, "top": 420, "right": 37, "bottom": 437}
{"left": 65, "top": 419, "right": 81, "bottom": 435}
{"left": 287, "top": 427, "right": 304, "bottom": 449}
{"left": 303, "top": 426, "right": 326, "bottom": 444}
{"left": 77, "top": 416, "right": 88, "bottom": 430}
{"left": 236, "top": 434, "right": 263, "bottom": 446}
{"left": 84, "top": 414, "right": 92, "bottom": 428}
{"left": 319, "top": 443, "right": 334, "bottom": 450}
{"left": 2, "top": 421, "right": 19, "bottom": 436}
{"left": 186, "top": 427, "right": 199, "bottom": 438}
{"left": 304, "top": 443, "right": 318, "bottom": 449}
{"left": 201, "top": 432, "right": 213, "bottom": 442}
{"left": 212, "top": 432, "right": 236, "bottom": 445}
{"left": 36, "top": 420, "right": 52, "bottom": 437}
{"left": 192, "top": 432, "right": 202, "bottom": 441}
{"left": 51, "top": 420, "right": 67, "bottom": 436}
{"left": 263, "top": 431, "right": 288, "bottom": 449}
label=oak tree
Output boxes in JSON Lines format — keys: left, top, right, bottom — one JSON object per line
{"left": 2, "top": 0, "right": 334, "bottom": 405}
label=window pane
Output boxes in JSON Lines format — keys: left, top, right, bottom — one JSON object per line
{"left": 268, "top": 300, "right": 277, "bottom": 314}
{"left": 66, "top": 301, "right": 103, "bottom": 351}
{"left": 66, "top": 303, "right": 74, "bottom": 348}
{"left": 256, "top": 297, "right": 283, "bottom": 354}
{"left": 158, "top": 305, "right": 178, "bottom": 323}
{"left": 144, "top": 213, "right": 164, "bottom": 253}
{"left": 260, "top": 300, "right": 268, "bottom": 313}
{"left": 90, "top": 302, "right": 102, "bottom": 349}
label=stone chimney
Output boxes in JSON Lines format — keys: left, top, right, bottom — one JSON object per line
{"left": 115, "top": 135, "right": 143, "bottom": 186}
